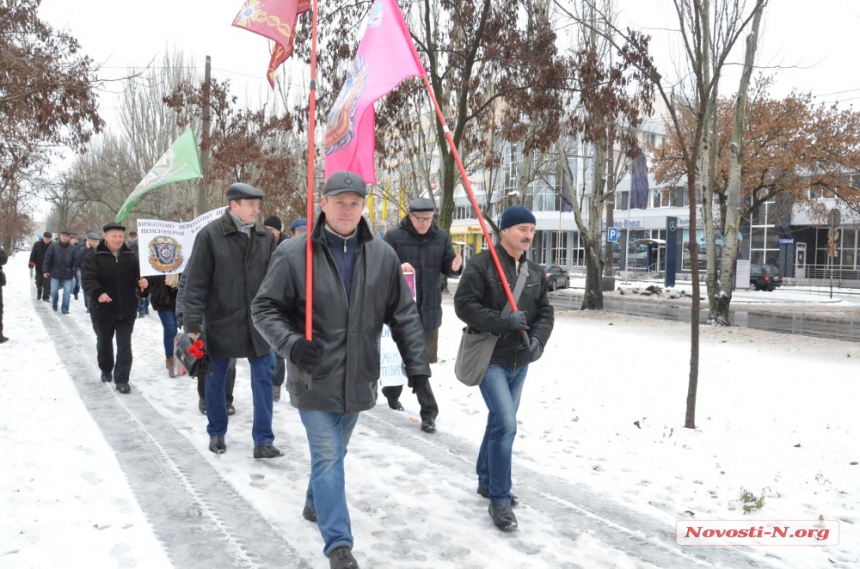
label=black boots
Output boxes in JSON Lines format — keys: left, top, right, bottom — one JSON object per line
{"left": 328, "top": 545, "right": 359, "bottom": 569}
{"left": 302, "top": 505, "right": 318, "bottom": 523}
{"left": 209, "top": 436, "right": 226, "bottom": 454}
{"left": 387, "top": 398, "right": 404, "bottom": 411}
{"left": 115, "top": 383, "right": 130, "bottom": 394}
{"left": 253, "top": 444, "right": 285, "bottom": 459}
{"left": 488, "top": 503, "right": 518, "bottom": 532}
{"left": 420, "top": 418, "right": 436, "bottom": 433}
{"left": 101, "top": 373, "right": 112, "bottom": 383}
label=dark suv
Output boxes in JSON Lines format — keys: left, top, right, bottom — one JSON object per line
{"left": 750, "top": 264, "right": 782, "bottom": 291}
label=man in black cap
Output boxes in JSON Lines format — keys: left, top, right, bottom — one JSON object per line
{"left": 381, "top": 197, "right": 462, "bottom": 433}
{"left": 81, "top": 223, "right": 150, "bottom": 393}
{"left": 28, "top": 232, "right": 52, "bottom": 301}
{"left": 454, "top": 204, "right": 554, "bottom": 532}
{"left": 183, "top": 183, "right": 281, "bottom": 458}
{"left": 253, "top": 170, "right": 430, "bottom": 569}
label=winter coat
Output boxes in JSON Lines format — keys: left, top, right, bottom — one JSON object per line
{"left": 383, "top": 216, "right": 461, "bottom": 332}
{"left": 28, "top": 240, "right": 49, "bottom": 272}
{"left": 182, "top": 211, "right": 277, "bottom": 359}
{"left": 81, "top": 241, "right": 146, "bottom": 322}
{"left": 454, "top": 243, "right": 554, "bottom": 368}
{"left": 0, "top": 246, "right": 7, "bottom": 287}
{"left": 42, "top": 241, "right": 77, "bottom": 280}
{"left": 252, "top": 213, "right": 430, "bottom": 415}
{"left": 148, "top": 274, "right": 179, "bottom": 312}
{"left": 74, "top": 244, "right": 91, "bottom": 269}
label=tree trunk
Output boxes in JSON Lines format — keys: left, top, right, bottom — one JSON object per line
{"left": 715, "top": 4, "right": 765, "bottom": 324}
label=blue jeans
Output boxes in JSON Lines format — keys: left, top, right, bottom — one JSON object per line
{"left": 50, "top": 278, "right": 73, "bottom": 312}
{"left": 268, "top": 348, "right": 285, "bottom": 387}
{"left": 156, "top": 310, "right": 177, "bottom": 358}
{"left": 138, "top": 297, "right": 150, "bottom": 316}
{"left": 300, "top": 409, "right": 359, "bottom": 556}
{"left": 477, "top": 364, "right": 529, "bottom": 505}
{"left": 73, "top": 269, "right": 81, "bottom": 296}
{"left": 205, "top": 354, "right": 274, "bottom": 446}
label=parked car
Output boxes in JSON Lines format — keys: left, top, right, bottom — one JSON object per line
{"left": 750, "top": 264, "right": 783, "bottom": 291}
{"left": 540, "top": 264, "right": 570, "bottom": 291}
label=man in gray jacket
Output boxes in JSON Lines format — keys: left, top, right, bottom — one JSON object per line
{"left": 252, "top": 171, "right": 430, "bottom": 569}
{"left": 183, "top": 183, "right": 280, "bottom": 458}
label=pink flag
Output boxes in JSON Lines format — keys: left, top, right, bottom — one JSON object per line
{"left": 323, "top": 0, "right": 425, "bottom": 183}
{"left": 232, "top": 0, "right": 310, "bottom": 89}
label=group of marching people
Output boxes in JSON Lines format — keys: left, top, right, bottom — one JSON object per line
{"left": 26, "top": 171, "right": 554, "bottom": 569}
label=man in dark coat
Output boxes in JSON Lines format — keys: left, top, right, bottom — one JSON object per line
{"left": 42, "top": 230, "right": 78, "bottom": 314}
{"left": 454, "top": 205, "right": 554, "bottom": 533}
{"left": 0, "top": 245, "right": 7, "bottom": 343}
{"left": 81, "top": 223, "right": 150, "bottom": 394}
{"left": 252, "top": 171, "right": 430, "bottom": 569}
{"left": 381, "top": 197, "right": 462, "bottom": 433}
{"left": 183, "top": 183, "right": 280, "bottom": 458}
{"left": 28, "top": 232, "right": 52, "bottom": 301}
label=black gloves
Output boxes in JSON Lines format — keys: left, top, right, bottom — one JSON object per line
{"left": 528, "top": 336, "right": 543, "bottom": 362}
{"left": 507, "top": 310, "right": 529, "bottom": 331}
{"left": 290, "top": 338, "right": 324, "bottom": 373}
{"left": 408, "top": 375, "right": 429, "bottom": 394}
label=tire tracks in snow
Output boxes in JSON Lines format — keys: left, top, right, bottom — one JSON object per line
{"left": 35, "top": 300, "right": 310, "bottom": 569}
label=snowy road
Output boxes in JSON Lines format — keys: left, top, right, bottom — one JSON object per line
{"left": 4, "top": 253, "right": 857, "bottom": 568}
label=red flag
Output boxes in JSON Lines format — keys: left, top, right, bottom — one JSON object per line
{"left": 233, "top": 0, "right": 310, "bottom": 88}
{"left": 323, "top": 0, "right": 425, "bottom": 183}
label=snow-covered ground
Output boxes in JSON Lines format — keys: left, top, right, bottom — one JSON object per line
{"left": 2, "top": 252, "right": 859, "bottom": 568}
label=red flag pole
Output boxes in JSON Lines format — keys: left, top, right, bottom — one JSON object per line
{"left": 419, "top": 74, "right": 519, "bottom": 312}
{"left": 304, "top": 0, "right": 318, "bottom": 340}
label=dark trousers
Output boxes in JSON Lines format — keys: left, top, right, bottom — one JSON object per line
{"left": 35, "top": 272, "right": 49, "bottom": 300}
{"left": 197, "top": 358, "right": 235, "bottom": 404}
{"left": 381, "top": 330, "right": 438, "bottom": 420}
{"left": 92, "top": 318, "right": 135, "bottom": 384}
{"left": 0, "top": 285, "right": 4, "bottom": 337}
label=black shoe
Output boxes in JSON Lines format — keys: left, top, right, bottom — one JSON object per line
{"left": 421, "top": 417, "right": 436, "bottom": 433}
{"left": 488, "top": 503, "right": 518, "bottom": 532}
{"left": 477, "top": 487, "right": 519, "bottom": 507}
{"left": 226, "top": 403, "right": 236, "bottom": 416}
{"left": 52, "top": 304, "right": 57, "bottom": 312}
{"left": 209, "top": 436, "right": 226, "bottom": 454}
{"left": 116, "top": 383, "right": 131, "bottom": 394}
{"left": 302, "top": 505, "right": 318, "bottom": 523}
{"left": 62, "top": 311, "right": 69, "bottom": 315}
{"left": 253, "top": 444, "right": 285, "bottom": 459}
{"left": 273, "top": 385, "right": 281, "bottom": 402}
{"left": 198, "top": 397, "right": 206, "bottom": 414}
{"left": 0, "top": 336, "right": 8, "bottom": 344}
{"left": 100, "top": 373, "right": 113, "bottom": 383}
{"left": 328, "top": 545, "right": 359, "bottom": 569}
{"left": 137, "top": 313, "right": 145, "bottom": 319}
{"left": 387, "top": 398, "right": 404, "bottom": 411}
{"left": 74, "top": 292, "right": 79, "bottom": 300}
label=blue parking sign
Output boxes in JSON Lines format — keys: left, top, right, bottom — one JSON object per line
{"left": 607, "top": 227, "right": 619, "bottom": 242}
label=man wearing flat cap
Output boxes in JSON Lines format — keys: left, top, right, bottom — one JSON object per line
{"left": 81, "top": 222, "right": 150, "bottom": 393}
{"left": 289, "top": 218, "right": 308, "bottom": 236}
{"left": 381, "top": 197, "right": 462, "bottom": 433}
{"left": 183, "top": 183, "right": 282, "bottom": 458}
{"left": 253, "top": 170, "right": 429, "bottom": 569}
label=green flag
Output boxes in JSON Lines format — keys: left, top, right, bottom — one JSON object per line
{"left": 115, "top": 128, "right": 203, "bottom": 223}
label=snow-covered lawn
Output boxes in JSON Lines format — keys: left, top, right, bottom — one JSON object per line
{"left": 1, "top": 252, "right": 858, "bottom": 568}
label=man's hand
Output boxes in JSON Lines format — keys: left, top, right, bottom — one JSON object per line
{"left": 527, "top": 336, "right": 543, "bottom": 362}
{"left": 98, "top": 293, "right": 112, "bottom": 303}
{"left": 187, "top": 332, "right": 200, "bottom": 340}
{"left": 451, "top": 251, "right": 463, "bottom": 272}
{"left": 43, "top": 272, "right": 49, "bottom": 279}
{"left": 138, "top": 277, "right": 149, "bottom": 290}
{"left": 290, "top": 338, "right": 324, "bottom": 374}
{"left": 408, "top": 375, "right": 429, "bottom": 394}
{"left": 401, "top": 262, "right": 415, "bottom": 274}
{"left": 507, "top": 310, "right": 529, "bottom": 331}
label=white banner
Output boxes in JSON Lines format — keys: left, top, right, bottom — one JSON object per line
{"left": 379, "top": 272, "right": 416, "bottom": 387}
{"left": 137, "top": 207, "right": 227, "bottom": 277}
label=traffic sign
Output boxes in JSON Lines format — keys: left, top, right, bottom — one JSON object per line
{"left": 778, "top": 238, "right": 794, "bottom": 244}
{"left": 828, "top": 208, "right": 841, "bottom": 228}
{"left": 607, "top": 227, "right": 619, "bottom": 243}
